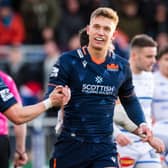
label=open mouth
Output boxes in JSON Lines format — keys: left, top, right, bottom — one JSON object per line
{"left": 95, "top": 37, "right": 104, "bottom": 42}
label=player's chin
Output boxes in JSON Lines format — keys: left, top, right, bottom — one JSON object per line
{"left": 145, "top": 66, "right": 153, "bottom": 71}
{"left": 93, "top": 44, "right": 104, "bottom": 50}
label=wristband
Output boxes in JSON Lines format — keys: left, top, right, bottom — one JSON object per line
{"left": 139, "top": 122, "right": 147, "bottom": 127}
{"left": 15, "top": 150, "right": 26, "bottom": 156}
{"left": 43, "top": 98, "right": 52, "bottom": 110}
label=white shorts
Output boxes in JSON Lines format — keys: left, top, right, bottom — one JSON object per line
{"left": 117, "top": 141, "right": 162, "bottom": 168}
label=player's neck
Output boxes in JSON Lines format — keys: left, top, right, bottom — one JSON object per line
{"left": 87, "top": 46, "right": 107, "bottom": 63}
{"left": 130, "top": 64, "right": 142, "bottom": 75}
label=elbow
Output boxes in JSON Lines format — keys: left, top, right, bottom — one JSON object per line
{"left": 11, "top": 117, "right": 25, "bottom": 125}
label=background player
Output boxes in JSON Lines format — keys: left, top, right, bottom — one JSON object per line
{"left": 117, "top": 34, "right": 163, "bottom": 168}
{"left": 152, "top": 45, "right": 168, "bottom": 167}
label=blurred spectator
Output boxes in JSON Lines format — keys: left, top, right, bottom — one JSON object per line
{"left": 67, "top": 33, "right": 80, "bottom": 50}
{"left": 0, "top": 0, "right": 25, "bottom": 45}
{"left": 148, "top": 2, "right": 168, "bottom": 39}
{"left": 43, "top": 40, "right": 61, "bottom": 117}
{"left": 156, "top": 32, "right": 168, "bottom": 50}
{"left": 6, "top": 46, "right": 44, "bottom": 105}
{"left": 43, "top": 40, "right": 60, "bottom": 90}
{"left": 42, "top": 26, "right": 55, "bottom": 43}
{"left": 139, "top": 0, "right": 156, "bottom": 34}
{"left": 18, "top": 60, "right": 44, "bottom": 105}
{"left": 57, "top": 0, "right": 85, "bottom": 50}
{"left": 114, "top": 29, "right": 129, "bottom": 59}
{"left": 7, "top": 46, "right": 24, "bottom": 88}
{"left": 20, "top": 0, "right": 61, "bottom": 44}
{"left": 118, "top": 0, "right": 144, "bottom": 41}
{"left": 79, "top": 0, "right": 112, "bottom": 25}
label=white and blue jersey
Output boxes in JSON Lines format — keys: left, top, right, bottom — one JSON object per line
{"left": 46, "top": 47, "right": 145, "bottom": 143}
{"left": 118, "top": 71, "right": 161, "bottom": 168}
{"left": 119, "top": 71, "right": 154, "bottom": 140}
{"left": 0, "top": 78, "right": 17, "bottom": 113}
{"left": 152, "top": 71, "right": 168, "bottom": 121}
{"left": 152, "top": 71, "right": 168, "bottom": 156}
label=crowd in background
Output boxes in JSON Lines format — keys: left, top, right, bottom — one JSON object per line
{"left": 0, "top": 1, "right": 168, "bottom": 167}
{"left": 0, "top": 0, "right": 168, "bottom": 49}
{"left": 0, "top": 0, "right": 168, "bottom": 113}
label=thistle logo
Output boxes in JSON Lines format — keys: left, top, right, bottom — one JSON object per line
{"left": 95, "top": 76, "right": 103, "bottom": 84}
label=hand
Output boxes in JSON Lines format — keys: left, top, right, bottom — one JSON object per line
{"left": 148, "top": 137, "right": 165, "bottom": 153}
{"left": 49, "top": 86, "right": 66, "bottom": 107}
{"left": 61, "top": 85, "right": 71, "bottom": 105}
{"left": 137, "top": 123, "right": 153, "bottom": 142}
{"left": 14, "top": 151, "right": 28, "bottom": 167}
{"left": 116, "top": 133, "right": 132, "bottom": 146}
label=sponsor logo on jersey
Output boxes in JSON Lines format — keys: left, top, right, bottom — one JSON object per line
{"left": 50, "top": 67, "right": 59, "bottom": 77}
{"left": 82, "top": 75, "right": 115, "bottom": 95}
{"left": 82, "top": 84, "right": 115, "bottom": 95}
{"left": 0, "top": 88, "right": 14, "bottom": 102}
{"left": 95, "top": 76, "right": 103, "bottom": 84}
{"left": 107, "top": 63, "right": 119, "bottom": 71}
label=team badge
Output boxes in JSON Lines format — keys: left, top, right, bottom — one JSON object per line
{"left": 107, "top": 63, "right": 119, "bottom": 71}
{"left": 120, "top": 157, "right": 135, "bottom": 167}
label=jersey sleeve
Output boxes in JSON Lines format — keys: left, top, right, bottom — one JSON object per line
{"left": 5, "top": 75, "right": 22, "bottom": 104}
{"left": 45, "top": 53, "right": 71, "bottom": 98}
{"left": 118, "top": 64, "right": 146, "bottom": 126}
{"left": 0, "top": 79, "right": 17, "bottom": 113}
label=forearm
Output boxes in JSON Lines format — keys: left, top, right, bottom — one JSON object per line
{"left": 114, "top": 103, "right": 138, "bottom": 132}
{"left": 120, "top": 95, "right": 146, "bottom": 126}
{"left": 5, "top": 101, "right": 50, "bottom": 124}
{"left": 4, "top": 86, "right": 68, "bottom": 124}
{"left": 14, "top": 124, "right": 27, "bottom": 152}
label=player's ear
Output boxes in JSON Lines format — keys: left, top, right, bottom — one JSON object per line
{"left": 86, "top": 25, "right": 90, "bottom": 35}
{"left": 111, "top": 30, "right": 118, "bottom": 41}
{"left": 130, "top": 50, "right": 137, "bottom": 60}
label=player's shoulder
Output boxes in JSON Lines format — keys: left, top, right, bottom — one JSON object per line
{"left": 0, "top": 78, "right": 7, "bottom": 90}
{"left": 0, "top": 71, "right": 13, "bottom": 84}
{"left": 60, "top": 49, "right": 81, "bottom": 60}
{"left": 115, "top": 53, "right": 129, "bottom": 63}
{"left": 109, "top": 52, "right": 130, "bottom": 69}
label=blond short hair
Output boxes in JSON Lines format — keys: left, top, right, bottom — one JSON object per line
{"left": 90, "top": 7, "right": 119, "bottom": 26}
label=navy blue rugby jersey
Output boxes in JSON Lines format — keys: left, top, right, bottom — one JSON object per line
{"left": 0, "top": 78, "right": 17, "bottom": 113}
{"left": 47, "top": 47, "right": 145, "bottom": 143}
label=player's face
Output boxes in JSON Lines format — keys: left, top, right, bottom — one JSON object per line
{"left": 135, "top": 47, "right": 157, "bottom": 72}
{"left": 158, "top": 53, "right": 168, "bottom": 78}
{"left": 87, "top": 16, "right": 116, "bottom": 51}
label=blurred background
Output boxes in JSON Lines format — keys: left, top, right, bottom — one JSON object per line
{"left": 0, "top": 0, "right": 167, "bottom": 167}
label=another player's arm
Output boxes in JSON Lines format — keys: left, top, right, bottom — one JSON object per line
{"left": 4, "top": 86, "right": 65, "bottom": 124}
{"left": 118, "top": 65, "right": 152, "bottom": 141}
{"left": 114, "top": 102, "right": 138, "bottom": 132}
